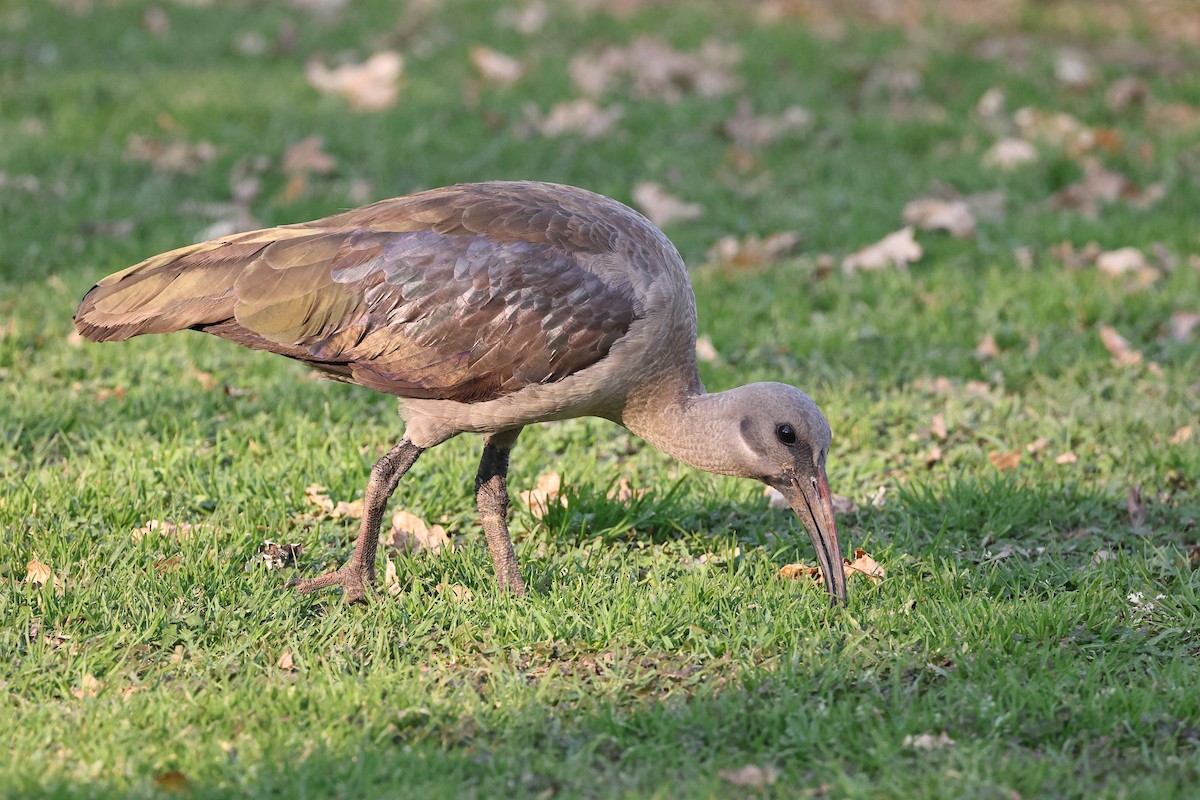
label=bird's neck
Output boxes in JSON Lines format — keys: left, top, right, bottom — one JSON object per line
{"left": 621, "top": 378, "right": 750, "bottom": 478}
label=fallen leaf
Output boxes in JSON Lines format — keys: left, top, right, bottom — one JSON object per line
{"left": 1093, "top": 549, "right": 1115, "bottom": 564}
{"left": 385, "top": 510, "right": 451, "bottom": 554}
{"left": 1095, "top": 247, "right": 1149, "bottom": 277}
{"left": 435, "top": 582, "right": 473, "bottom": 602}
{"left": 721, "top": 98, "right": 812, "bottom": 148}
{"left": 930, "top": 413, "right": 948, "bottom": 441}
{"left": 1098, "top": 325, "right": 1142, "bottom": 366}
{"left": 303, "top": 484, "right": 334, "bottom": 513}
{"left": 384, "top": 558, "right": 403, "bottom": 597}
{"left": 694, "top": 334, "right": 720, "bottom": 363}
{"left": 1052, "top": 159, "right": 1164, "bottom": 217}
{"left": 142, "top": 6, "right": 170, "bottom": 37}
{"left": 982, "top": 137, "right": 1038, "bottom": 170}
{"left": 520, "top": 472, "right": 566, "bottom": 519}
{"left": 904, "top": 731, "right": 955, "bottom": 751}
{"left": 988, "top": 451, "right": 1021, "bottom": 471}
{"left": 25, "top": 559, "right": 54, "bottom": 587}
{"left": 764, "top": 486, "right": 788, "bottom": 510}
{"left": 132, "top": 519, "right": 206, "bottom": 542}
{"left": 607, "top": 477, "right": 648, "bottom": 504}
{"left": 705, "top": 231, "right": 800, "bottom": 270}
{"left": 1169, "top": 311, "right": 1200, "bottom": 341}
{"left": 1014, "top": 107, "right": 1094, "bottom": 156}
{"left": 1127, "top": 485, "right": 1148, "bottom": 531}
{"left": 1055, "top": 451, "right": 1079, "bottom": 465}
{"left": 845, "top": 548, "right": 885, "bottom": 582}
{"left": 1106, "top": 77, "right": 1150, "bottom": 112}
{"left": 305, "top": 51, "right": 403, "bottom": 111}
{"left": 282, "top": 136, "right": 337, "bottom": 176}
{"left": 974, "top": 333, "right": 1000, "bottom": 360}
{"left": 469, "top": 45, "right": 524, "bottom": 88}
{"left": 778, "top": 562, "right": 820, "bottom": 580}
{"left": 924, "top": 446, "right": 943, "bottom": 468}
{"left": 973, "top": 86, "right": 1006, "bottom": 124}
{"left": 125, "top": 135, "right": 217, "bottom": 175}
{"left": 71, "top": 673, "right": 102, "bottom": 700}
{"left": 903, "top": 198, "right": 975, "bottom": 238}
{"left": 842, "top": 226, "right": 922, "bottom": 274}
{"left": 831, "top": 494, "right": 858, "bottom": 515}
{"left": 1054, "top": 49, "right": 1094, "bottom": 90}
{"left": 1146, "top": 100, "right": 1200, "bottom": 134}
{"left": 1170, "top": 426, "right": 1193, "bottom": 445}
{"left": 257, "top": 541, "right": 302, "bottom": 570}
{"left": 496, "top": 1, "right": 547, "bottom": 35}
{"left": 1026, "top": 437, "right": 1050, "bottom": 454}
{"left": 152, "top": 554, "right": 183, "bottom": 574}
{"left": 153, "top": 771, "right": 191, "bottom": 794}
{"left": 569, "top": 36, "right": 741, "bottom": 103}
{"left": 276, "top": 649, "right": 295, "bottom": 671}
{"left": 522, "top": 99, "right": 622, "bottom": 139}
{"left": 718, "top": 764, "right": 777, "bottom": 789}
{"left": 631, "top": 182, "right": 703, "bottom": 227}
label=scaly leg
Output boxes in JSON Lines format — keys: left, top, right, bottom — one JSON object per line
{"left": 475, "top": 429, "right": 526, "bottom": 595}
{"left": 289, "top": 438, "right": 424, "bottom": 603}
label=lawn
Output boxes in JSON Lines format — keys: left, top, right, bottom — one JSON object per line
{"left": 2, "top": 0, "right": 1199, "bottom": 797}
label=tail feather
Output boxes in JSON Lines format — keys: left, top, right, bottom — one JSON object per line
{"left": 74, "top": 238, "right": 268, "bottom": 342}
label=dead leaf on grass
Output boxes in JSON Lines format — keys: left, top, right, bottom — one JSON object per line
{"left": 930, "top": 413, "right": 948, "bottom": 441}
{"left": 1098, "top": 325, "right": 1142, "bottom": 366}
{"left": 982, "top": 137, "right": 1038, "bottom": 170}
{"left": 1026, "top": 437, "right": 1051, "bottom": 454}
{"left": 305, "top": 51, "right": 403, "bottom": 111}
{"left": 924, "top": 446, "right": 943, "bottom": 468}
{"left": 276, "top": 649, "right": 296, "bottom": 671}
{"left": 694, "top": 334, "right": 720, "bottom": 363}
{"left": 125, "top": 135, "right": 217, "bottom": 175}
{"left": 1095, "top": 247, "right": 1149, "bottom": 277}
{"left": 142, "top": 6, "right": 170, "bottom": 37}
{"left": 1146, "top": 100, "right": 1200, "bottom": 133}
{"left": 569, "top": 37, "right": 741, "bottom": 102}
{"left": 975, "top": 333, "right": 1001, "bottom": 360}
{"left": 496, "top": 1, "right": 547, "bottom": 35}
{"left": 1106, "top": 77, "right": 1150, "bottom": 112}
{"left": 282, "top": 135, "right": 337, "bottom": 176}
{"left": 631, "top": 182, "right": 703, "bottom": 227}
{"left": 718, "top": 764, "right": 777, "bottom": 789}
{"left": 988, "top": 451, "right": 1021, "bottom": 471}
{"left": 1014, "top": 106, "right": 1094, "bottom": 156}
{"left": 25, "top": 559, "right": 55, "bottom": 587}
{"left": 721, "top": 98, "right": 812, "bottom": 148}
{"left": 469, "top": 46, "right": 524, "bottom": 88}
{"left": 435, "top": 582, "right": 473, "bottom": 602}
{"left": 1052, "top": 159, "right": 1165, "bottom": 217}
{"left": 779, "top": 548, "right": 883, "bottom": 585}
{"left": 1170, "top": 426, "right": 1193, "bottom": 445}
{"left": 385, "top": 510, "right": 450, "bottom": 554}
{"left": 1054, "top": 49, "right": 1095, "bottom": 90}
{"left": 1055, "top": 451, "right": 1079, "bottom": 465}
{"left": 132, "top": 519, "right": 207, "bottom": 543}
{"left": 520, "top": 472, "right": 566, "bottom": 519}
{"left": 71, "top": 673, "right": 102, "bottom": 700}
{"left": 384, "top": 558, "right": 403, "bottom": 597}
{"left": 705, "top": 231, "right": 800, "bottom": 270}
{"left": 842, "top": 226, "right": 922, "bottom": 274}
{"left": 521, "top": 99, "right": 623, "bottom": 139}
{"left": 903, "top": 197, "right": 975, "bottom": 238}
{"left": 764, "top": 486, "right": 788, "bottom": 510}
{"left": 904, "top": 731, "right": 955, "bottom": 751}
{"left": 1169, "top": 312, "right": 1200, "bottom": 342}
{"left": 607, "top": 477, "right": 648, "bottom": 504}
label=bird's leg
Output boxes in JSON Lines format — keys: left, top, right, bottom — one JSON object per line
{"left": 289, "top": 438, "right": 424, "bottom": 603}
{"left": 475, "top": 429, "right": 526, "bottom": 596}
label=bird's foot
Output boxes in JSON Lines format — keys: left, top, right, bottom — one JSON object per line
{"left": 287, "top": 562, "right": 374, "bottom": 603}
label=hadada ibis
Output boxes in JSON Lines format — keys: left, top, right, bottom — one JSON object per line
{"left": 74, "top": 181, "right": 847, "bottom": 604}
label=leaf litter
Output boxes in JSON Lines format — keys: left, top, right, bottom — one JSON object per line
{"left": 569, "top": 37, "right": 741, "bottom": 102}
{"left": 631, "top": 182, "right": 703, "bottom": 227}
{"left": 779, "top": 549, "right": 884, "bottom": 585}
{"left": 305, "top": 51, "right": 404, "bottom": 111}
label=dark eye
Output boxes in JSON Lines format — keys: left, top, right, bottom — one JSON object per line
{"left": 776, "top": 424, "right": 797, "bottom": 445}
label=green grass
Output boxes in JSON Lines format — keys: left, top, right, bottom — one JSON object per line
{"left": 3, "top": 1, "right": 1199, "bottom": 797}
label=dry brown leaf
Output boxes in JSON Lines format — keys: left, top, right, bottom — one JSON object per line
{"left": 569, "top": 37, "right": 741, "bottom": 102}
{"left": 694, "top": 334, "right": 720, "bottom": 364}
{"left": 1055, "top": 451, "right": 1079, "bottom": 465}
{"left": 705, "top": 231, "right": 800, "bottom": 270}
{"left": 257, "top": 541, "right": 302, "bottom": 570}
{"left": 903, "top": 198, "right": 975, "bottom": 238}
{"left": 522, "top": 99, "right": 622, "bottom": 139}
{"left": 845, "top": 548, "right": 885, "bottom": 583}
{"left": 1053, "top": 159, "right": 1165, "bottom": 217}
{"left": 282, "top": 136, "right": 337, "bottom": 176}
{"left": 496, "top": 1, "right": 548, "bottom": 35}
{"left": 982, "top": 137, "right": 1038, "bottom": 170}
{"left": 469, "top": 46, "right": 524, "bottom": 88}
{"left": 1096, "top": 247, "right": 1149, "bottom": 277}
{"left": 718, "top": 764, "right": 777, "bottom": 789}
{"left": 1146, "top": 100, "right": 1200, "bottom": 133}
{"left": 276, "top": 649, "right": 295, "bottom": 671}
{"left": 520, "top": 472, "right": 566, "bottom": 519}
{"left": 132, "top": 519, "right": 208, "bottom": 543}
{"left": 1127, "top": 485, "right": 1148, "bottom": 531}
{"left": 1170, "top": 426, "right": 1193, "bottom": 445}
{"left": 988, "top": 451, "right": 1021, "bottom": 471}
{"left": 1014, "top": 107, "right": 1094, "bottom": 156}
{"left": 25, "top": 559, "right": 54, "bottom": 586}
{"left": 930, "top": 413, "right": 948, "bottom": 441}
{"left": 71, "top": 673, "right": 102, "bottom": 700}
{"left": 125, "top": 135, "right": 217, "bottom": 175}
{"left": 1026, "top": 437, "right": 1051, "bottom": 454}
{"left": 778, "top": 562, "right": 820, "bottom": 580}
{"left": 924, "top": 446, "right": 943, "bottom": 468}
{"left": 1169, "top": 311, "right": 1200, "bottom": 342}
{"left": 721, "top": 98, "right": 812, "bottom": 148}
{"left": 435, "top": 582, "right": 473, "bottom": 602}
{"left": 384, "top": 558, "right": 403, "bottom": 597}
{"left": 904, "top": 731, "right": 955, "bottom": 751}
{"left": 631, "top": 182, "right": 703, "bottom": 227}
{"left": 1106, "top": 77, "right": 1150, "bottom": 112}
{"left": 1054, "top": 49, "right": 1094, "bottom": 90}
{"left": 304, "top": 484, "right": 334, "bottom": 513}
{"left": 305, "top": 51, "right": 403, "bottom": 111}
{"left": 1098, "top": 325, "right": 1142, "bottom": 366}
{"left": 607, "top": 477, "right": 648, "bottom": 504}
{"left": 386, "top": 510, "right": 450, "bottom": 554}
{"left": 975, "top": 333, "right": 1000, "bottom": 360}
{"left": 842, "top": 226, "right": 922, "bottom": 274}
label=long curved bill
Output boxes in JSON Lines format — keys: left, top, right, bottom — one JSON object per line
{"left": 782, "top": 470, "right": 847, "bottom": 605}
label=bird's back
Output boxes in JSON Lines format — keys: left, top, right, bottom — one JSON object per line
{"left": 75, "top": 182, "right": 696, "bottom": 405}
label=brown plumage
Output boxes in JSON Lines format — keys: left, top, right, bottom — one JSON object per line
{"left": 76, "top": 181, "right": 847, "bottom": 604}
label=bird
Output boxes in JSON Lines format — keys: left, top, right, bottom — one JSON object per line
{"left": 74, "top": 181, "right": 847, "bottom": 605}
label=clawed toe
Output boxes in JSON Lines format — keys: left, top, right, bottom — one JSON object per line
{"left": 287, "top": 566, "right": 372, "bottom": 603}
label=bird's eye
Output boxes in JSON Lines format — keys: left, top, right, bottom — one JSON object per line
{"left": 776, "top": 423, "right": 797, "bottom": 445}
